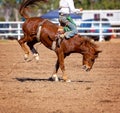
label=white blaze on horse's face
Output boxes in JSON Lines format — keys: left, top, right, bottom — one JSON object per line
{"left": 82, "top": 54, "right": 95, "bottom": 72}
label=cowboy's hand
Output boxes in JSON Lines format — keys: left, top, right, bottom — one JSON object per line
{"left": 58, "top": 26, "right": 64, "bottom": 34}
{"left": 80, "top": 8, "right": 83, "bottom": 11}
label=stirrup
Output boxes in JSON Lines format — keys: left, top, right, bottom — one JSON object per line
{"left": 57, "top": 37, "right": 63, "bottom": 47}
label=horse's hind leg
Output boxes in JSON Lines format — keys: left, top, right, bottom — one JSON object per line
{"left": 18, "top": 36, "right": 30, "bottom": 60}
{"left": 27, "top": 39, "right": 39, "bottom": 61}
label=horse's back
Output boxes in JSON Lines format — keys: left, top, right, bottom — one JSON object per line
{"left": 22, "top": 17, "right": 44, "bottom": 33}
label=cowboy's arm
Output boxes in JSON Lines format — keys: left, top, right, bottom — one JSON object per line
{"left": 68, "top": 0, "right": 82, "bottom": 14}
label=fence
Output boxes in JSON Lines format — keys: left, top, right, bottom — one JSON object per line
{"left": 0, "top": 21, "right": 23, "bottom": 40}
{"left": 0, "top": 19, "right": 120, "bottom": 41}
{"left": 77, "top": 10, "right": 120, "bottom": 41}
{"left": 77, "top": 20, "right": 120, "bottom": 41}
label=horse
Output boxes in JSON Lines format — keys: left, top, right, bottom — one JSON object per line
{"left": 18, "top": 0, "right": 101, "bottom": 82}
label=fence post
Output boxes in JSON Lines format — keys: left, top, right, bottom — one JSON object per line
{"left": 99, "top": 10, "right": 104, "bottom": 42}
{"left": 18, "top": 22, "right": 21, "bottom": 40}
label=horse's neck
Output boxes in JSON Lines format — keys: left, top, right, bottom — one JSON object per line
{"left": 79, "top": 38, "right": 92, "bottom": 54}
{"left": 81, "top": 42, "right": 96, "bottom": 56}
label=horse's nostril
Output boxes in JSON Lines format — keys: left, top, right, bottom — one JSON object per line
{"left": 86, "top": 68, "right": 90, "bottom": 72}
{"left": 82, "top": 65, "right": 91, "bottom": 72}
{"left": 82, "top": 65, "right": 86, "bottom": 69}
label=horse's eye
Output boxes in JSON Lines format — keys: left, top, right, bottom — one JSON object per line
{"left": 91, "top": 59, "right": 95, "bottom": 62}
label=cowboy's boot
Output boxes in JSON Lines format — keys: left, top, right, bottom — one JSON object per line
{"left": 57, "top": 33, "right": 65, "bottom": 47}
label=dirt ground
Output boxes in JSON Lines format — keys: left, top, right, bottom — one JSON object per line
{"left": 0, "top": 39, "right": 120, "bottom": 113}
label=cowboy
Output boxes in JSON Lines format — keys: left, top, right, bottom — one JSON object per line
{"left": 58, "top": 0, "right": 83, "bottom": 39}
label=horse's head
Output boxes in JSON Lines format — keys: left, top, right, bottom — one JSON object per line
{"left": 82, "top": 50, "right": 101, "bottom": 72}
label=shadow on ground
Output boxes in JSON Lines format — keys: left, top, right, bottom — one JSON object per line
{"left": 14, "top": 77, "right": 93, "bottom": 83}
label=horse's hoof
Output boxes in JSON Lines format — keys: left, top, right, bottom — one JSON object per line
{"left": 24, "top": 57, "right": 29, "bottom": 62}
{"left": 48, "top": 76, "right": 59, "bottom": 82}
{"left": 33, "top": 53, "right": 39, "bottom": 61}
{"left": 24, "top": 54, "right": 29, "bottom": 61}
{"left": 66, "top": 79, "right": 71, "bottom": 82}
{"left": 24, "top": 57, "right": 28, "bottom": 61}
{"left": 53, "top": 77, "right": 59, "bottom": 82}
{"left": 51, "top": 74, "right": 59, "bottom": 82}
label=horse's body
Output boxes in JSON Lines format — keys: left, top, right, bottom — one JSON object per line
{"left": 18, "top": 0, "right": 101, "bottom": 82}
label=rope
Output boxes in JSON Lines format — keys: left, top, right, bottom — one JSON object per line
{"left": 5, "top": 42, "right": 42, "bottom": 76}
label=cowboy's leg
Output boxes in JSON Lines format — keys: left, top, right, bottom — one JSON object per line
{"left": 52, "top": 15, "right": 67, "bottom": 48}
{"left": 65, "top": 22, "right": 78, "bottom": 39}
{"left": 59, "top": 15, "right": 68, "bottom": 26}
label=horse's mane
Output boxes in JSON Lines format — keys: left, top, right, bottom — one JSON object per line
{"left": 85, "top": 39, "right": 98, "bottom": 49}
{"left": 79, "top": 36, "right": 98, "bottom": 53}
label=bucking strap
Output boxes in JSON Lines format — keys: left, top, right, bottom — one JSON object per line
{"left": 36, "top": 19, "right": 48, "bottom": 41}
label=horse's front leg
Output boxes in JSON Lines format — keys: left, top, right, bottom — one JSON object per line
{"left": 57, "top": 50, "right": 71, "bottom": 82}
{"left": 51, "top": 60, "right": 60, "bottom": 81}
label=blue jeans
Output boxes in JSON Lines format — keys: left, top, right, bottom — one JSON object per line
{"left": 59, "top": 15, "right": 78, "bottom": 39}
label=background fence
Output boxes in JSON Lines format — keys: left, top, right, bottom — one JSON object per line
{"left": 77, "top": 20, "right": 120, "bottom": 41}
{"left": 0, "top": 21, "right": 120, "bottom": 41}
{"left": 0, "top": 21, "right": 23, "bottom": 40}
{"left": 0, "top": 10, "right": 120, "bottom": 41}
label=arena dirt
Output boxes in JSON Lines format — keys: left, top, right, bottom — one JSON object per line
{"left": 0, "top": 39, "right": 120, "bottom": 113}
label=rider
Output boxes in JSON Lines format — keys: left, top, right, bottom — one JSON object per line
{"left": 58, "top": 0, "right": 83, "bottom": 39}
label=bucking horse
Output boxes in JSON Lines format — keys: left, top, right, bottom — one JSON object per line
{"left": 18, "top": 0, "right": 101, "bottom": 82}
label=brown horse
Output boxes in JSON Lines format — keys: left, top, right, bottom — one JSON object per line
{"left": 18, "top": 0, "right": 101, "bottom": 82}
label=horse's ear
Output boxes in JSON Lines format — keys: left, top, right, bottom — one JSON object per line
{"left": 97, "top": 50, "right": 102, "bottom": 54}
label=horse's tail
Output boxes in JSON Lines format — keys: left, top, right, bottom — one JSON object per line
{"left": 19, "top": 0, "right": 48, "bottom": 19}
